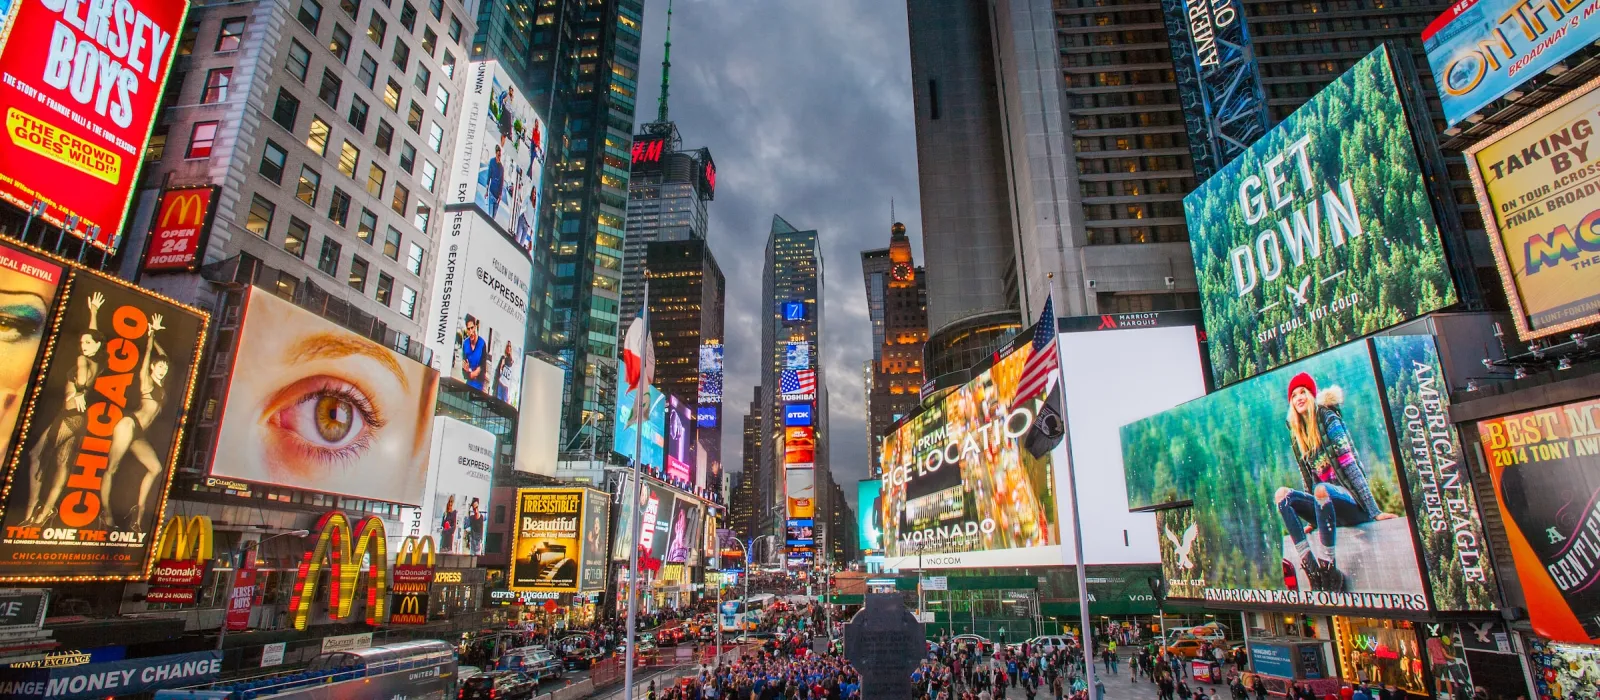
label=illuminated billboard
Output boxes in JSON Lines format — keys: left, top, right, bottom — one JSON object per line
{"left": 209, "top": 287, "right": 439, "bottom": 505}
{"left": 0, "top": 0, "right": 187, "bottom": 251}
{"left": 782, "top": 301, "right": 806, "bottom": 323}
{"left": 0, "top": 265, "right": 208, "bottom": 581}
{"left": 1424, "top": 0, "right": 1600, "bottom": 126}
{"left": 428, "top": 209, "right": 532, "bottom": 406}
{"left": 612, "top": 475, "right": 674, "bottom": 562}
{"left": 787, "top": 518, "right": 815, "bottom": 547}
{"left": 0, "top": 243, "right": 60, "bottom": 448}
{"left": 785, "top": 403, "right": 813, "bottom": 427}
{"left": 1185, "top": 45, "right": 1456, "bottom": 387}
{"left": 786, "top": 342, "right": 811, "bottom": 369}
{"left": 515, "top": 355, "right": 564, "bottom": 476}
{"left": 510, "top": 488, "right": 604, "bottom": 593}
{"left": 1464, "top": 73, "right": 1600, "bottom": 341}
{"left": 786, "top": 467, "right": 815, "bottom": 520}
{"left": 784, "top": 426, "right": 815, "bottom": 465}
{"left": 140, "top": 186, "right": 219, "bottom": 273}
{"left": 858, "top": 479, "right": 882, "bottom": 554}
{"left": 698, "top": 343, "right": 723, "bottom": 404}
{"left": 396, "top": 417, "right": 495, "bottom": 556}
{"left": 664, "top": 497, "right": 701, "bottom": 563}
{"left": 1159, "top": 0, "right": 1269, "bottom": 179}
{"left": 613, "top": 375, "right": 665, "bottom": 474}
{"left": 447, "top": 61, "right": 545, "bottom": 251}
{"left": 664, "top": 393, "right": 694, "bottom": 485}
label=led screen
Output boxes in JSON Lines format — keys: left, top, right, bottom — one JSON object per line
{"left": 613, "top": 376, "right": 666, "bottom": 474}
{"left": 1424, "top": 0, "right": 1600, "bottom": 126}
{"left": 447, "top": 61, "right": 545, "bottom": 251}
{"left": 428, "top": 210, "right": 532, "bottom": 406}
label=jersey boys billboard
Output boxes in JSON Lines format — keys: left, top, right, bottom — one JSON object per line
{"left": 0, "top": 0, "right": 186, "bottom": 252}
{"left": 1185, "top": 45, "right": 1457, "bottom": 387}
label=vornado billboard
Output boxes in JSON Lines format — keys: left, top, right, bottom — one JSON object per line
{"left": 427, "top": 209, "right": 532, "bottom": 406}
{"left": 1185, "top": 45, "right": 1458, "bottom": 387}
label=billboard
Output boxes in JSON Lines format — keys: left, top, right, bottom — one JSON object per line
{"left": 1159, "top": 0, "right": 1270, "bottom": 179}
{"left": 696, "top": 405, "right": 718, "bottom": 429}
{"left": 785, "top": 467, "right": 815, "bottom": 520}
{"left": 698, "top": 343, "right": 722, "bottom": 404}
{"left": 0, "top": 243, "right": 60, "bottom": 448}
{"left": 514, "top": 354, "right": 564, "bottom": 476}
{"left": 510, "top": 488, "right": 598, "bottom": 593}
{"left": 786, "top": 342, "right": 811, "bottom": 369}
{"left": 664, "top": 497, "right": 700, "bottom": 563}
{"left": 612, "top": 475, "right": 672, "bottom": 561}
{"left": 1122, "top": 341, "right": 1435, "bottom": 612}
{"left": 613, "top": 376, "right": 665, "bottom": 473}
{"left": 140, "top": 186, "right": 219, "bottom": 273}
{"left": 1477, "top": 398, "right": 1600, "bottom": 643}
{"left": 447, "top": 61, "right": 545, "bottom": 251}
{"left": 578, "top": 486, "right": 608, "bottom": 591}
{"left": 0, "top": 0, "right": 186, "bottom": 251}
{"left": 785, "top": 403, "right": 813, "bottom": 427}
{"left": 695, "top": 419, "right": 720, "bottom": 491}
{"left": 428, "top": 210, "right": 531, "bottom": 405}
{"left": 782, "top": 301, "right": 807, "bottom": 323}
{"left": 1463, "top": 74, "right": 1600, "bottom": 340}
{"left": 1424, "top": 0, "right": 1600, "bottom": 127}
{"left": 787, "top": 518, "right": 815, "bottom": 547}
{"left": 858, "top": 479, "right": 882, "bottom": 554}
{"left": 397, "top": 417, "right": 494, "bottom": 556}
{"left": 209, "top": 288, "right": 439, "bottom": 505}
{"left": 663, "top": 393, "right": 695, "bottom": 485}
{"left": 779, "top": 369, "right": 816, "bottom": 399}
{"left": 0, "top": 270, "right": 207, "bottom": 580}
{"left": 1185, "top": 45, "right": 1456, "bottom": 387}
{"left": 784, "top": 426, "right": 815, "bottom": 465}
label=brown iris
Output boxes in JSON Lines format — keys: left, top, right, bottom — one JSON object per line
{"left": 314, "top": 395, "right": 356, "bottom": 442}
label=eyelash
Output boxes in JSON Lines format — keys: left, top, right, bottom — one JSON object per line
{"left": 271, "top": 378, "right": 388, "bottom": 469}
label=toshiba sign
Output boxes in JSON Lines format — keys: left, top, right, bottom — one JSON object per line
{"left": 141, "top": 185, "right": 217, "bottom": 273}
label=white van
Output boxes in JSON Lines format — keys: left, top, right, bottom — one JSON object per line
{"left": 1027, "top": 634, "right": 1077, "bottom": 652}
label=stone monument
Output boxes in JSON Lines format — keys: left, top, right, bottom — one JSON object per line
{"left": 844, "top": 593, "right": 925, "bottom": 698}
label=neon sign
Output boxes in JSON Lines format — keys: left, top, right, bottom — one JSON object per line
{"left": 632, "top": 139, "right": 665, "bottom": 164}
{"left": 287, "top": 511, "right": 389, "bottom": 630}
{"left": 705, "top": 162, "right": 717, "bottom": 193}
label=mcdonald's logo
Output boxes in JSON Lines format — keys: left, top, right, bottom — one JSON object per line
{"left": 150, "top": 515, "right": 213, "bottom": 588}
{"left": 143, "top": 186, "right": 218, "bottom": 273}
{"left": 287, "top": 511, "right": 389, "bottom": 631}
{"left": 388, "top": 592, "right": 428, "bottom": 625}
{"left": 159, "top": 191, "right": 208, "bottom": 227}
{"left": 392, "top": 536, "right": 436, "bottom": 593}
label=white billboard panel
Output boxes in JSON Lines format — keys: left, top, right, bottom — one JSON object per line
{"left": 397, "top": 417, "right": 496, "bottom": 555}
{"left": 428, "top": 210, "right": 533, "bottom": 406}
{"left": 447, "top": 61, "right": 546, "bottom": 250}
{"left": 516, "top": 355, "right": 566, "bottom": 476}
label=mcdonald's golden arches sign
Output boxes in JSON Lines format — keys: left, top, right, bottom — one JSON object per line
{"left": 142, "top": 186, "right": 219, "bottom": 273}
{"left": 148, "top": 515, "right": 213, "bottom": 604}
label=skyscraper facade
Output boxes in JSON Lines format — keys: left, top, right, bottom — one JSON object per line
{"left": 622, "top": 122, "right": 716, "bottom": 322}
{"left": 861, "top": 222, "right": 928, "bottom": 477}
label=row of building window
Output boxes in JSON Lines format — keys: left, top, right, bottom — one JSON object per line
{"left": 244, "top": 194, "right": 422, "bottom": 317}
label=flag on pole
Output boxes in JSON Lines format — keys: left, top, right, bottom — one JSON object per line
{"left": 622, "top": 316, "right": 655, "bottom": 392}
{"left": 1015, "top": 295, "right": 1059, "bottom": 403}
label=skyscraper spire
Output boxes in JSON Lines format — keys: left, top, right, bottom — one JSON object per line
{"left": 658, "top": 0, "right": 674, "bottom": 124}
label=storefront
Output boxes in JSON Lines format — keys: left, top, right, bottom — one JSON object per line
{"left": 431, "top": 568, "right": 486, "bottom": 620}
{"left": 1331, "top": 616, "right": 1428, "bottom": 696}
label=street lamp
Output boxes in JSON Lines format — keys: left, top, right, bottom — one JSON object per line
{"left": 216, "top": 529, "right": 310, "bottom": 650}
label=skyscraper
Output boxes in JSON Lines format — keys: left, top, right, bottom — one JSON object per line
{"left": 861, "top": 221, "right": 928, "bottom": 477}
{"left": 644, "top": 238, "right": 726, "bottom": 499}
{"left": 622, "top": 123, "right": 716, "bottom": 323}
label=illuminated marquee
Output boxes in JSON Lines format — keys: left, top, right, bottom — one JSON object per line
{"left": 287, "top": 511, "right": 388, "bottom": 630}
{"left": 142, "top": 185, "right": 219, "bottom": 273}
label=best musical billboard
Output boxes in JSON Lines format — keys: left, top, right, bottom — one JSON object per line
{"left": 140, "top": 186, "right": 218, "bottom": 273}
{"left": 613, "top": 375, "right": 665, "bottom": 474}
{"left": 0, "top": 0, "right": 187, "bottom": 251}
{"left": 0, "top": 268, "right": 207, "bottom": 580}
{"left": 447, "top": 61, "right": 545, "bottom": 251}
{"left": 396, "top": 417, "right": 494, "bottom": 556}
{"left": 1185, "top": 45, "right": 1456, "bottom": 387}
{"left": 0, "top": 242, "right": 60, "bottom": 448}
{"left": 1424, "top": 0, "right": 1600, "bottom": 127}
{"left": 510, "top": 488, "right": 600, "bottom": 593}
{"left": 428, "top": 210, "right": 532, "bottom": 406}
{"left": 1464, "top": 73, "right": 1600, "bottom": 341}
{"left": 209, "top": 287, "right": 439, "bottom": 505}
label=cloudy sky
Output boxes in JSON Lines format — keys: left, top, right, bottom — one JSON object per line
{"left": 630, "top": 0, "right": 924, "bottom": 510}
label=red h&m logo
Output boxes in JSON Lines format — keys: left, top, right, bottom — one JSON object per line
{"left": 632, "top": 139, "right": 664, "bottom": 164}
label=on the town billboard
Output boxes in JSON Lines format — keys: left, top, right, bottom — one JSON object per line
{"left": 1424, "top": 0, "right": 1600, "bottom": 126}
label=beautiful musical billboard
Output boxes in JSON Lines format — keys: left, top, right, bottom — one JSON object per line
{"left": 510, "top": 488, "right": 599, "bottom": 593}
{"left": 1464, "top": 73, "right": 1600, "bottom": 341}
{"left": 1424, "top": 0, "right": 1600, "bottom": 126}
{"left": 1185, "top": 45, "right": 1456, "bottom": 387}
{"left": 209, "top": 287, "right": 439, "bottom": 505}
{"left": 447, "top": 61, "right": 545, "bottom": 251}
{"left": 0, "top": 269, "right": 207, "bottom": 580}
{"left": 0, "top": 0, "right": 188, "bottom": 251}
{"left": 428, "top": 210, "right": 532, "bottom": 406}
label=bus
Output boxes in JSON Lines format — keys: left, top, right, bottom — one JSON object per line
{"left": 720, "top": 593, "right": 776, "bottom": 633}
{"left": 156, "top": 640, "right": 458, "bottom": 700}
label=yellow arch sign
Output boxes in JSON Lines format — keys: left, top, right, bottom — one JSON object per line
{"left": 153, "top": 515, "right": 213, "bottom": 563}
{"left": 287, "top": 511, "right": 389, "bottom": 630}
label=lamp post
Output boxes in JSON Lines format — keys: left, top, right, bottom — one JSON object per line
{"left": 216, "top": 529, "right": 310, "bottom": 651}
{"left": 743, "top": 534, "right": 777, "bottom": 637}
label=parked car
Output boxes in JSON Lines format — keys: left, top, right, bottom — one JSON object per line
{"left": 1166, "top": 639, "right": 1209, "bottom": 659}
{"left": 459, "top": 671, "right": 536, "bottom": 700}
{"left": 563, "top": 648, "right": 602, "bottom": 670}
{"left": 949, "top": 634, "right": 993, "bottom": 655}
{"left": 1027, "top": 634, "right": 1077, "bottom": 652}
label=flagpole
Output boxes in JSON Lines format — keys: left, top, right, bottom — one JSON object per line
{"left": 1048, "top": 275, "right": 1099, "bottom": 699}
{"left": 623, "top": 275, "right": 648, "bottom": 697}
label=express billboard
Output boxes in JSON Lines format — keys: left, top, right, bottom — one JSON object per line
{"left": 0, "top": 268, "right": 207, "bottom": 580}
{"left": 140, "top": 186, "right": 218, "bottom": 273}
{"left": 428, "top": 210, "right": 532, "bottom": 406}
{"left": 858, "top": 479, "right": 882, "bottom": 554}
{"left": 1185, "top": 45, "right": 1456, "bottom": 387}
{"left": 509, "top": 488, "right": 598, "bottom": 593}
{"left": 209, "top": 287, "right": 439, "bottom": 505}
{"left": 1159, "top": 0, "right": 1269, "bottom": 179}
{"left": 613, "top": 375, "right": 665, "bottom": 473}
{"left": 447, "top": 61, "right": 545, "bottom": 251}
{"left": 1464, "top": 73, "right": 1600, "bottom": 341}
{"left": 396, "top": 417, "right": 494, "bottom": 556}
{"left": 1424, "top": 0, "right": 1600, "bottom": 127}
{"left": 0, "top": 0, "right": 187, "bottom": 251}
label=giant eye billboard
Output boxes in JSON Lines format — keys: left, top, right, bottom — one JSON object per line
{"left": 447, "top": 61, "right": 545, "bottom": 251}
{"left": 209, "top": 288, "right": 439, "bottom": 505}
{"left": 1186, "top": 45, "right": 1457, "bottom": 387}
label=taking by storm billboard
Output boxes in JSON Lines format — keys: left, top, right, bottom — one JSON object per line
{"left": 395, "top": 417, "right": 494, "bottom": 556}
{"left": 1186, "top": 45, "right": 1457, "bottom": 387}
{"left": 1424, "top": 0, "right": 1600, "bottom": 127}
{"left": 1159, "top": 0, "right": 1270, "bottom": 179}
{"left": 447, "top": 61, "right": 545, "bottom": 251}
{"left": 1464, "top": 73, "right": 1600, "bottom": 341}
{"left": 0, "top": 0, "right": 187, "bottom": 251}
{"left": 209, "top": 288, "right": 439, "bottom": 505}
{"left": 428, "top": 210, "right": 531, "bottom": 406}
{"left": 0, "top": 265, "right": 208, "bottom": 581}
{"left": 510, "top": 488, "right": 598, "bottom": 593}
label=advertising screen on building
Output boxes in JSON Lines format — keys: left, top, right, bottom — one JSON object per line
{"left": 696, "top": 405, "right": 718, "bottom": 429}
{"left": 787, "top": 518, "right": 815, "bottom": 547}
{"left": 858, "top": 479, "right": 882, "bottom": 554}
{"left": 396, "top": 417, "right": 494, "bottom": 556}
{"left": 0, "top": 242, "right": 60, "bottom": 448}
{"left": 696, "top": 421, "right": 721, "bottom": 492}
{"left": 1477, "top": 398, "right": 1600, "bottom": 643}
{"left": 428, "top": 210, "right": 532, "bottom": 406}
{"left": 209, "top": 287, "right": 439, "bottom": 505}
{"left": 786, "top": 467, "right": 815, "bottom": 520}
{"left": 141, "top": 186, "right": 219, "bottom": 273}
{"left": 784, "top": 426, "right": 815, "bottom": 465}
{"left": 782, "top": 301, "right": 807, "bottom": 323}
{"left": 0, "top": 0, "right": 187, "bottom": 251}
{"left": 510, "top": 488, "right": 593, "bottom": 592}
{"left": 515, "top": 354, "right": 564, "bottom": 476}
{"left": 612, "top": 475, "right": 672, "bottom": 561}
{"left": 664, "top": 393, "right": 695, "bottom": 485}
{"left": 1158, "top": 0, "right": 1269, "bottom": 179}
{"left": 1185, "top": 45, "right": 1456, "bottom": 387}
{"left": 0, "top": 268, "right": 207, "bottom": 580}
{"left": 578, "top": 487, "right": 608, "bottom": 591}
{"left": 664, "top": 497, "right": 701, "bottom": 563}
{"left": 1464, "top": 73, "right": 1600, "bottom": 341}
{"left": 613, "top": 376, "right": 665, "bottom": 473}
{"left": 786, "top": 342, "right": 811, "bottom": 369}
{"left": 447, "top": 61, "right": 545, "bottom": 251}
{"left": 699, "top": 343, "right": 722, "bottom": 404}
{"left": 785, "top": 403, "right": 813, "bottom": 427}
{"left": 1424, "top": 0, "right": 1600, "bottom": 127}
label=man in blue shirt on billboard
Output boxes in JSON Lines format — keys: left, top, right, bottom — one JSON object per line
{"left": 460, "top": 315, "right": 487, "bottom": 391}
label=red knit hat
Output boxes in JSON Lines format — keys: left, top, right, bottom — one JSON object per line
{"left": 1288, "top": 372, "right": 1317, "bottom": 401}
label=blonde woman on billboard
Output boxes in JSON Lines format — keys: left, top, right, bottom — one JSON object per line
{"left": 98, "top": 314, "right": 171, "bottom": 528}
{"left": 22, "top": 292, "right": 103, "bottom": 527}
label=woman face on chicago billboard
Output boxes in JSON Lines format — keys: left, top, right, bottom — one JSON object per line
{"left": 0, "top": 251, "right": 60, "bottom": 443}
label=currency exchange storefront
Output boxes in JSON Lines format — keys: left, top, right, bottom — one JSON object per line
{"left": 0, "top": 651, "right": 223, "bottom": 700}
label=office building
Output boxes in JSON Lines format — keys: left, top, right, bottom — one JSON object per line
{"left": 861, "top": 221, "right": 928, "bottom": 477}
{"left": 622, "top": 122, "right": 716, "bottom": 322}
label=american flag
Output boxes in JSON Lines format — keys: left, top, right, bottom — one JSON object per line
{"left": 780, "top": 369, "right": 816, "bottom": 397}
{"left": 1015, "top": 295, "right": 1059, "bottom": 403}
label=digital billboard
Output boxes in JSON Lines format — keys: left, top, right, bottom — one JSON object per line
{"left": 664, "top": 497, "right": 700, "bottom": 563}
{"left": 784, "top": 426, "right": 815, "bottom": 465}
{"left": 1159, "top": 0, "right": 1269, "bottom": 179}
{"left": 787, "top": 518, "right": 815, "bottom": 547}
{"left": 782, "top": 301, "right": 806, "bottom": 323}
{"left": 613, "top": 375, "right": 665, "bottom": 473}
{"left": 428, "top": 209, "right": 532, "bottom": 406}
{"left": 612, "top": 475, "right": 671, "bottom": 562}
{"left": 786, "top": 342, "right": 811, "bottom": 369}
{"left": 696, "top": 419, "right": 721, "bottom": 492}
{"left": 664, "top": 393, "right": 694, "bottom": 485}
{"left": 510, "top": 488, "right": 593, "bottom": 593}
{"left": 0, "top": 268, "right": 207, "bottom": 581}
{"left": 696, "top": 405, "right": 718, "bottom": 429}
{"left": 209, "top": 287, "right": 439, "bottom": 505}
{"left": 140, "top": 185, "right": 219, "bottom": 273}
{"left": 1185, "top": 45, "right": 1456, "bottom": 387}
{"left": 1464, "top": 73, "right": 1600, "bottom": 341}
{"left": 396, "top": 417, "right": 494, "bottom": 556}
{"left": 1424, "top": 0, "right": 1600, "bottom": 126}
{"left": 858, "top": 479, "right": 882, "bottom": 554}
{"left": 1478, "top": 398, "right": 1600, "bottom": 643}
{"left": 447, "top": 61, "right": 545, "bottom": 251}
{"left": 779, "top": 369, "right": 815, "bottom": 400}
{"left": 578, "top": 486, "right": 609, "bottom": 591}
{"left": 785, "top": 467, "right": 815, "bottom": 520}
{"left": 785, "top": 403, "right": 813, "bottom": 427}
{"left": 515, "top": 354, "right": 564, "bottom": 476}
{"left": 0, "top": 0, "right": 187, "bottom": 251}
{"left": 698, "top": 343, "right": 722, "bottom": 404}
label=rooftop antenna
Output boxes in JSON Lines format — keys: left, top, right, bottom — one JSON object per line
{"left": 658, "top": 0, "right": 674, "bottom": 124}
{"left": 891, "top": 198, "right": 895, "bottom": 225}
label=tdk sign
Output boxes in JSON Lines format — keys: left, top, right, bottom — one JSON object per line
{"left": 784, "top": 403, "right": 813, "bottom": 427}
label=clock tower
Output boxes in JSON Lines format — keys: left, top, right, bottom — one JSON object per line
{"left": 861, "top": 220, "right": 929, "bottom": 478}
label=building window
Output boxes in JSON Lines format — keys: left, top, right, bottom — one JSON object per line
{"left": 399, "top": 2, "right": 417, "bottom": 30}
{"left": 185, "top": 121, "right": 218, "bottom": 158}
{"left": 367, "top": 163, "right": 386, "bottom": 197}
{"left": 297, "top": 166, "right": 321, "bottom": 206}
{"left": 367, "top": 11, "right": 387, "bottom": 46}
{"left": 406, "top": 101, "right": 423, "bottom": 131}
{"left": 429, "top": 0, "right": 442, "bottom": 19}
{"left": 317, "top": 237, "right": 342, "bottom": 276}
{"left": 412, "top": 204, "right": 430, "bottom": 232}
{"left": 329, "top": 24, "right": 352, "bottom": 62}
{"left": 432, "top": 85, "right": 449, "bottom": 115}
{"left": 328, "top": 187, "right": 352, "bottom": 226}
{"left": 297, "top": 0, "right": 322, "bottom": 32}
{"left": 426, "top": 122, "right": 443, "bottom": 152}
{"left": 399, "top": 142, "right": 416, "bottom": 173}
{"left": 339, "top": 0, "right": 359, "bottom": 18}
{"left": 347, "top": 95, "right": 369, "bottom": 132}
{"left": 348, "top": 255, "right": 369, "bottom": 291}
{"left": 306, "top": 117, "right": 330, "bottom": 155}
{"left": 447, "top": 14, "right": 461, "bottom": 42}
{"left": 318, "top": 69, "right": 342, "bottom": 107}
{"left": 421, "top": 27, "right": 437, "bottom": 56}
{"left": 285, "top": 217, "right": 310, "bottom": 258}
{"left": 390, "top": 183, "right": 409, "bottom": 215}
{"left": 258, "top": 140, "right": 287, "bottom": 183}
{"left": 144, "top": 132, "right": 165, "bottom": 162}
{"left": 272, "top": 88, "right": 300, "bottom": 130}
{"left": 441, "top": 50, "right": 455, "bottom": 78}
{"left": 406, "top": 242, "right": 424, "bottom": 275}
{"left": 246, "top": 195, "right": 275, "bottom": 237}
{"left": 391, "top": 39, "right": 410, "bottom": 70}
{"left": 420, "top": 160, "right": 437, "bottom": 191}
{"left": 384, "top": 79, "right": 403, "bottom": 112}
{"left": 414, "top": 64, "right": 431, "bottom": 93}
{"left": 358, "top": 52, "right": 378, "bottom": 89}
{"left": 216, "top": 17, "right": 246, "bottom": 51}
{"left": 286, "top": 40, "right": 311, "bottom": 82}
{"left": 375, "top": 120, "right": 394, "bottom": 153}
{"left": 375, "top": 272, "right": 395, "bottom": 304}
{"left": 337, "top": 140, "right": 360, "bottom": 178}
{"left": 357, "top": 208, "right": 377, "bottom": 245}
{"left": 383, "top": 226, "right": 401, "bottom": 260}
{"left": 201, "top": 68, "right": 232, "bottom": 103}
{"left": 399, "top": 286, "right": 417, "bottom": 318}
